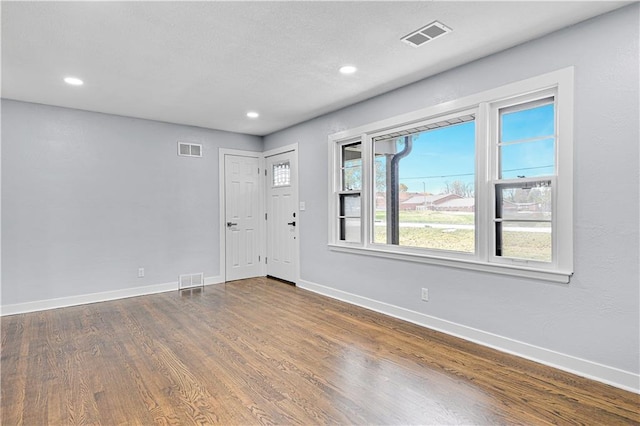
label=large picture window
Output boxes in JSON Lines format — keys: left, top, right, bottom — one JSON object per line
{"left": 372, "top": 113, "right": 476, "bottom": 253}
{"left": 329, "top": 69, "right": 574, "bottom": 283}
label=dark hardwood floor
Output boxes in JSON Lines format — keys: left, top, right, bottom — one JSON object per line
{"left": 2, "top": 277, "right": 639, "bottom": 425}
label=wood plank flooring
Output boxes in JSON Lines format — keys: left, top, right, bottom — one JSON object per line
{"left": 2, "top": 277, "right": 639, "bottom": 425}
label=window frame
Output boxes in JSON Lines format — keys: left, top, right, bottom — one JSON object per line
{"left": 366, "top": 108, "right": 480, "bottom": 261}
{"left": 488, "top": 89, "right": 559, "bottom": 269}
{"left": 328, "top": 68, "right": 574, "bottom": 283}
{"left": 335, "top": 139, "right": 364, "bottom": 245}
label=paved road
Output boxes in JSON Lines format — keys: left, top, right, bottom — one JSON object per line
{"left": 374, "top": 222, "right": 551, "bottom": 233}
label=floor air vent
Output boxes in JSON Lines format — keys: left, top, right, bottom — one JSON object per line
{"left": 401, "top": 21, "right": 451, "bottom": 47}
{"left": 179, "top": 272, "right": 204, "bottom": 290}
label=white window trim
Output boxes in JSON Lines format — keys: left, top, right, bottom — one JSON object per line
{"left": 489, "top": 88, "right": 559, "bottom": 270}
{"left": 333, "top": 138, "right": 364, "bottom": 245}
{"left": 328, "top": 67, "right": 574, "bottom": 284}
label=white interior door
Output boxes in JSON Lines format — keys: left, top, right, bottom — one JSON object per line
{"left": 224, "top": 154, "right": 261, "bottom": 281}
{"left": 266, "top": 150, "right": 298, "bottom": 283}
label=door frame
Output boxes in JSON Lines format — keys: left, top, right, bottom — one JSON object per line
{"left": 218, "top": 144, "right": 299, "bottom": 284}
{"left": 219, "top": 148, "right": 265, "bottom": 282}
{"left": 263, "top": 143, "right": 299, "bottom": 285}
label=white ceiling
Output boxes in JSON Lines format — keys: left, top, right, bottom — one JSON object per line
{"left": 1, "top": 1, "right": 630, "bottom": 136}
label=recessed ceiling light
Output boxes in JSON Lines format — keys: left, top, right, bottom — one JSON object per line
{"left": 247, "top": 111, "right": 259, "bottom": 119}
{"left": 339, "top": 65, "right": 357, "bottom": 75}
{"left": 64, "top": 77, "right": 84, "bottom": 86}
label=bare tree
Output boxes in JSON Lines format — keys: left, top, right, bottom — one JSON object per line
{"left": 443, "top": 180, "right": 474, "bottom": 197}
{"left": 374, "top": 156, "right": 387, "bottom": 192}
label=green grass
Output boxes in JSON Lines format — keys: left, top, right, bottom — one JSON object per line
{"left": 374, "top": 226, "right": 475, "bottom": 253}
{"left": 373, "top": 225, "right": 551, "bottom": 261}
{"left": 502, "top": 231, "right": 551, "bottom": 262}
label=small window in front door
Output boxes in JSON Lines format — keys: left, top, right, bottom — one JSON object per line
{"left": 273, "top": 161, "right": 291, "bottom": 187}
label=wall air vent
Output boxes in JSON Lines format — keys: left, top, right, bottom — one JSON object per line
{"left": 179, "top": 272, "right": 204, "bottom": 290}
{"left": 178, "top": 142, "right": 202, "bottom": 157}
{"left": 401, "top": 21, "right": 451, "bottom": 47}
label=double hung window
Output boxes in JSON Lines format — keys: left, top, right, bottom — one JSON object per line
{"left": 329, "top": 69, "right": 574, "bottom": 283}
{"left": 493, "top": 94, "right": 555, "bottom": 263}
{"left": 338, "top": 141, "right": 363, "bottom": 243}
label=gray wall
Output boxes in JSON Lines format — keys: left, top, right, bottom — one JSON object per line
{"left": 2, "top": 100, "right": 262, "bottom": 304}
{"left": 264, "top": 5, "right": 639, "bottom": 374}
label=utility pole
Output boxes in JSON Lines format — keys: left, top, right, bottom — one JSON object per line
{"left": 422, "top": 182, "right": 427, "bottom": 211}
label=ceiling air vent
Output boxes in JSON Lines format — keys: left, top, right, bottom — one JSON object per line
{"left": 401, "top": 21, "right": 451, "bottom": 48}
{"left": 178, "top": 142, "right": 202, "bottom": 158}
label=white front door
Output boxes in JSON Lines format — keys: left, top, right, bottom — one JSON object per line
{"left": 265, "top": 150, "right": 298, "bottom": 283}
{"left": 224, "top": 154, "right": 261, "bottom": 281}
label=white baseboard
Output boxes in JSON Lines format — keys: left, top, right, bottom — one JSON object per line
{"left": 0, "top": 275, "right": 225, "bottom": 316}
{"left": 205, "top": 275, "right": 224, "bottom": 285}
{"left": 298, "top": 278, "right": 640, "bottom": 394}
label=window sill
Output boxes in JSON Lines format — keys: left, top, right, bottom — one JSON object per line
{"left": 328, "top": 243, "right": 572, "bottom": 284}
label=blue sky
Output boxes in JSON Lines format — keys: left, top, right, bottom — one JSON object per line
{"left": 396, "top": 104, "right": 555, "bottom": 194}
{"left": 397, "top": 121, "right": 475, "bottom": 194}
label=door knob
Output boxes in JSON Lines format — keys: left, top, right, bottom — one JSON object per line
{"left": 227, "top": 222, "right": 238, "bottom": 227}
{"left": 287, "top": 221, "right": 296, "bottom": 226}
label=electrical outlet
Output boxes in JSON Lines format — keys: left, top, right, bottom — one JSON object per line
{"left": 421, "top": 288, "right": 429, "bottom": 301}
{"left": 138, "top": 267, "right": 145, "bottom": 278}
